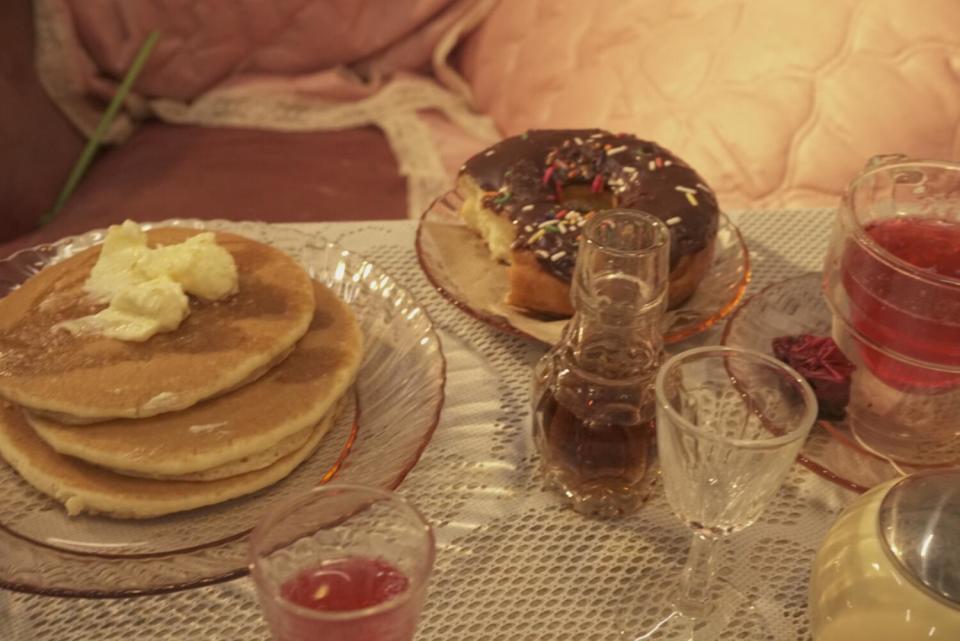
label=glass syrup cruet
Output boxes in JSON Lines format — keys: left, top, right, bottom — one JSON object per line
{"left": 532, "top": 209, "right": 670, "bottom": 517}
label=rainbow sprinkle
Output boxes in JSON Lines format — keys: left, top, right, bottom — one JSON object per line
{"left": 542, "top": 165, "right": 556, "bottom": 186}
{"left": 675, "top": 185, "right": 699, "bottom": 206}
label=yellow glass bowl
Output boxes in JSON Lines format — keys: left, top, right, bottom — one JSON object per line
{"left": 810, "top": 477, "right": 960, "bottom": 640}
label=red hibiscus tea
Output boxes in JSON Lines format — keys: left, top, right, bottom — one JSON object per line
{"left": 823, "top": 158, "right": 960, "bottom": 464}
{"left": 250, "top": 486, "right": 435, "bottom": 641}
{"left": 840, "top": 216, "right": 960, "bottom": 388}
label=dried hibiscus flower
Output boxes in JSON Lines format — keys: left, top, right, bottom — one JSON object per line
{"left": 772, "top": 334, "right": 855, "bottom": 420}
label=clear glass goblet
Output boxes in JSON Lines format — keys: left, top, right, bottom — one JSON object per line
{"left": 620, "top": 346, "right": 817, "bottom": 640}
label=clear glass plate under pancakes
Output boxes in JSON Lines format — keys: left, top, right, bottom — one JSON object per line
{"left": 0, "top": 220, "right": 445, "bottom": 597}
{"left": 721, "top": 272, "right": 956, "bottom": 494}
{"left": 416, "top": 190, "right": 751, "bottom": 345}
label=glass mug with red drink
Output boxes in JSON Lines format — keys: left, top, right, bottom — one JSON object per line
{"left": 249, "top": 485, "right": 435, "bottom": 641}
{"left": 823, "top": 155, "right": 960, "bottom": 464}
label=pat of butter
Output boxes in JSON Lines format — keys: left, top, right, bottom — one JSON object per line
{"left": 57, "top": 221, "right": 238, "bottom": 341}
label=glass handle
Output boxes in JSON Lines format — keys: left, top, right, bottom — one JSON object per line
{"left": 864, "top": 153, "right": 910, "bottom": 171}
{"left": 850, "top": 154, "right": 913, "bottom": 198}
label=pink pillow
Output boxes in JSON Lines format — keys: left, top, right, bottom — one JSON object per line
{"left": 458, "top": 0, "right": 960, "bottom": 210}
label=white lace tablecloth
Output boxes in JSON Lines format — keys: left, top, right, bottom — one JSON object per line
{"left": 2, "top": 210, "right": 855, "bottom": 641}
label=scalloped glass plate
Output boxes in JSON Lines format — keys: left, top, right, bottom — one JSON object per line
{"left": 720, "top": 272, "right": 954, "bottom": 494}
{"left": 0, "top": 220, "right": 445, "bottom": 597}
{"left": 416, "top": 190, "right": 750, "bottom": 345}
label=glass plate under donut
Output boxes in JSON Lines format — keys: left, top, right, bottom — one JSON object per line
{"left": 720, "top": 272, "right": 956, "bottom": 494}
{"left": 416, "top": 190, "right": 750, "bottom": 345}
{"left": 0, "top": 219, "right": 445, "bottom": 597}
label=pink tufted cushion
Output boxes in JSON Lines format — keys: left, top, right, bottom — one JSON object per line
{"left": 458, "top": 0, "right": 960, "bottom": 210}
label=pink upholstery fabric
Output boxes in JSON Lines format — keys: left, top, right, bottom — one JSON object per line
{"left": 2, "top": 0, "right": 447, "bottom": 252}
{"left": 0, "top": 123, "right": 407, "bottom": 258}
{"left": 458, "top": 0, "right": 960, "bottom": 210}
{"left": 64, "top": 0, "right": 463, "bottom": 102}
{"left": 30, "top": 0, "right": 497, "bottom": 231}
{"left": 0, "top": 0, "right": 83, "bottom": 244}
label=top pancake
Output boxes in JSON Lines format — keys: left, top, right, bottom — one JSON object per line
{"left": 0, "top": 228, "right": 315, "bottom": 421}
{"left": 27, "top": 281, "right": 363, "bottom": 478}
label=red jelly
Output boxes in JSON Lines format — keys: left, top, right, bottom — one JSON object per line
{"left": 281, "top": 556, "right": 409, "bottom": 613}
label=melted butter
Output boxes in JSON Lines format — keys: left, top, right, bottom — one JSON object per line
{"left": 56, "top": 221, "right": 238, "bottom": 342}
{"left": 58, "top": 278, "right": 189, "bottom": 342}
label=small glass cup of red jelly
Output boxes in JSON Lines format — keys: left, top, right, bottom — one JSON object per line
{"left": 249, "top": 484, "right": 435, "bottom": 641}
{"left": 823, "top": 155, "right": 960, "bottom": 465}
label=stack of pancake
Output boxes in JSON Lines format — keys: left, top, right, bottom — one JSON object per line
{"left": 0, "top": 228, "right": 363, "bottom": 519}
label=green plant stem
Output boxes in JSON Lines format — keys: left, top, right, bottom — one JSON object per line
{"left": 41, "top": 30, "right": 160, "bottom": 226}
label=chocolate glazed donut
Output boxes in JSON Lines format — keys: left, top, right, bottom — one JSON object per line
{"left": 456, "top": 130, "right": 719, "bottom": 316}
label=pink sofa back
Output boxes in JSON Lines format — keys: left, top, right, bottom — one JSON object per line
{"left": 458, "top": 0, "right": 960, "bottom": 210}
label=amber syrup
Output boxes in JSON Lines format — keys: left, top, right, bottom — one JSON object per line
{"left": 533, "top": 387, "right": 656, "bottom": 517}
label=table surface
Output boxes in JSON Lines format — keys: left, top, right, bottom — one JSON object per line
{"left": 3, "top": 209, "right": 857, "bottom": 641}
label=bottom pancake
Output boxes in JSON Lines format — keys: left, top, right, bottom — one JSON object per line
{"left": 0, "top": 400, "right": 341, "bottom": 519}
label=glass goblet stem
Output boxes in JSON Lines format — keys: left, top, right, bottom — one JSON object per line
{"left": 673, "top": 531, "right": 720, "bottom": 619}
